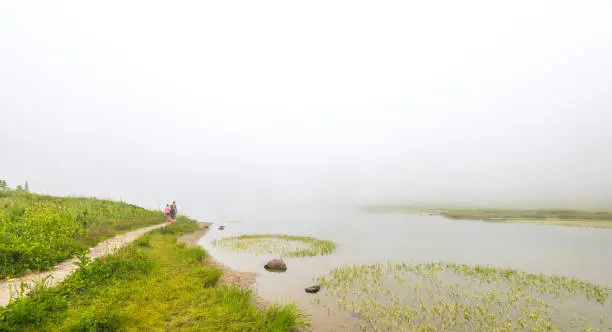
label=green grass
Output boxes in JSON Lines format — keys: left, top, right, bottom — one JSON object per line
{"left": 213, "top": 234, "right": 336, "bottom": 257}
{"left": 0, "top": 190, "right": 164, "bottom": 280}
{"left": 0, "top": 217, "right": 309, "bottom": 331}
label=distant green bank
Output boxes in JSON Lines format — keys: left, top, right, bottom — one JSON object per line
{"left": 0, "top": 190, "right": 166, "bottom": 279}
{"left": 362, "top": 205, "right": 612, "bottom": 228}
{"left": 0, "top": 217, "right": 307, "bottom": 331}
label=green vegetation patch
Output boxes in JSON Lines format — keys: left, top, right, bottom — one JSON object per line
{"left": 213, "top": 234, "right": 336, "bottom": 257}
{"left": 0, "top": 217, "right": 308, "bottom": 331}
{"left": 0, "top": 190, "right": 164, "bottom": 279}
{"left": 440, "top": 208, "right": 612, "bottom": 221}
{"left": 363, "top": 204, "right": 612, "bottom": 228}
{"left": 314, "top": 262, "right": 611, "bottom": 331}
{"left": 484, "top": 218, "right": 612, "bottom": 229}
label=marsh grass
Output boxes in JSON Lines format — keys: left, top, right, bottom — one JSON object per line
{"left": 363, "top": 204, "right": 612, "bottom": 228}
{"left": 0, "top": 190, "right": 164, "bottom": 279}
{"left": 483, "top": 218, "right": 612, "bottom": 228}
{"left": 439, "top": 208, "right": 612, "bottom": 221}
{"left": 314, "top": 262, "right": 612, "bottom": 331}
{"left": 213, "top": 234, "right": 336, "bottom": 257}
{"left": 0, "top": 218, "right": 308, "bottom": 331}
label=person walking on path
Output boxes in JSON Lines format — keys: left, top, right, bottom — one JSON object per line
{"left": 170, "top": 201, "right": 177, "bottom": 220}
{"left": 164, "top": 204, "right": 172, "bottom": 223}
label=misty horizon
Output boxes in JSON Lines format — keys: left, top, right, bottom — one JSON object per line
{"left": 1, "top": 0, "right": 612, "bottom": 217}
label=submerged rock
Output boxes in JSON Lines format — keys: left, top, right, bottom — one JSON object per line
{"left": 264, "top": 258, "right": 287, "bottom": 272}
{"left": 305, "top": 285, "right": 321, "bottom": 293}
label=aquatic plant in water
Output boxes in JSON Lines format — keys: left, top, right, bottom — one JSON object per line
{"left": 212, "top": 234, "right": 336, "bottom": 257}
{"left": 314, "top": 262, "right": 612, "bottom": 331}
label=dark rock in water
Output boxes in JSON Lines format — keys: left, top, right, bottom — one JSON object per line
{"left": 351, "top": 311, "right": 365, "bottom": 319}
{"left": 305, "top": 285, "right": 320, "bottom": 293}
{"left": 351, "top": 311, "right": 370, "bottom": 324}
{"left": 218, "top": 226, "right": 225, "bottom": 230}
{"left": 264, "top": 258, "right": 287, "bottom": 272}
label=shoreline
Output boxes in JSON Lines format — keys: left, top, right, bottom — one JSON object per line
{"left": 361, "top": 205, "right": 612, "bottom": 229}
{"left": 177, "top": 222, "right": 267, "bottom": 305}
{"left": 441, "top": 214, "right": 612, "bottom": 228}
{"left": 478, "top": 217, "right": 612, "bottom": 228}
{"left": 189, "top": 225, "right": 366, "bottom": 331}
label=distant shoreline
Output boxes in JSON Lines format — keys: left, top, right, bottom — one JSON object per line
{"left": 361, "top": 205, "right": 612, "bottom": 229}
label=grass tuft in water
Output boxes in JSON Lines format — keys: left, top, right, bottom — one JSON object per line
{"left": 213, "top": 234, "right": 336, "bottom": 257}
{"left": 314, "top": 262, "right": 612, "bottom": 331}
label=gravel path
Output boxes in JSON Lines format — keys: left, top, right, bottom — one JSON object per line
{"left": 0, "top": 223, "right": 167, "bottom": 307}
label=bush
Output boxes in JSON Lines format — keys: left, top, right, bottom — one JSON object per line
{"left": 0, "top": 278, "right": 68, "bottom": 329}
{"left": 68, "top": 309, "right": 129, "bottom": 332}
{"left": 194, "top": 266, "right": 222, "bottom": 287}
{"left": 175, "top": 243, "right": 207, "bottom": 263}
{"left": 76, "top": 248, "right": 153, "bottom": 285}
{"left": 133, "top": 236, "right": 151, "bottom": 248}
{"left": 59, "top": 247, "right": 154, "bottom": 299}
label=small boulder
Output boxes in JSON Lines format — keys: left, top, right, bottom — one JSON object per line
{"left": 264, "top": 258, "right": 287, "bottom": 272}
{"left": 218, "top": 225, "right": 225, "bottom": 230}
{"left": 305, "top": 285, "right": 321, "bottom": 293}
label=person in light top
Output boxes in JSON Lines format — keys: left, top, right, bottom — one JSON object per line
{"left": 164, "top": 204, "right": 172, "bottom": 223}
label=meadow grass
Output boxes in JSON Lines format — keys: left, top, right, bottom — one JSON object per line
{"left": 0, "top": 217, "right": 309, "bottom": 331}
{"left": 314, "top": 262, "right": 612, "bottom": 331}
{"left": 0, "top": 190, "right": 165, "bottom": 280}
{"left": 213, "top": 234, "right": 336, "bottom": 257}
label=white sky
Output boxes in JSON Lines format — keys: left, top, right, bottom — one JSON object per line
{"left": 1, "top": 0, "right": 612, "bottom": 215}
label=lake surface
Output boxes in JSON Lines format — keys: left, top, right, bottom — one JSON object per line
{"left": 198, "top": 206, "right": 612, "bottom": 330}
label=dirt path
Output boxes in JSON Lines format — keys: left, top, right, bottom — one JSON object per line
{"left": 0, "top": 223, "right": 167, "bottom": 307}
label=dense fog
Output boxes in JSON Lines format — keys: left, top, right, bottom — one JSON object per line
{"left": 1, "top": 0, "right": 611, "bottom": 218}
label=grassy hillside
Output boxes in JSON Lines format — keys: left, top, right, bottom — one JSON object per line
{"left": 0, "top": 217, "right": 307, "bottom": 331}
{"left": 0, "top": 190, "right": 164, "bottom": 280}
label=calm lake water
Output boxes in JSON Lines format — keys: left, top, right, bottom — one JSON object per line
{"left": 198, "top": 206, "right": 612, "bottom": 330}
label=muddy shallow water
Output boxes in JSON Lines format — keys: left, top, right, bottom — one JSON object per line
{"left": 198, "top": 207, "right": 612, "bottom": 330}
